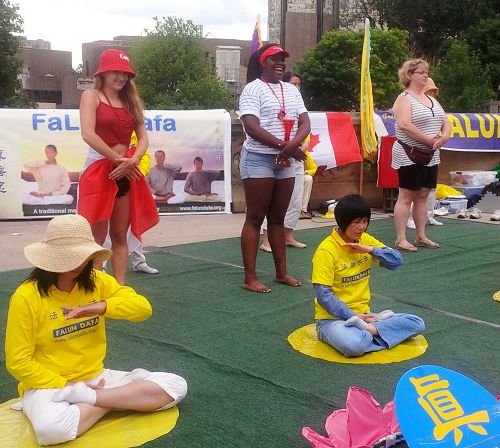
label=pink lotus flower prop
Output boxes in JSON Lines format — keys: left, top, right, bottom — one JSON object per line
{"left": 302, "top": 387, "right": 403, "bottom": 448}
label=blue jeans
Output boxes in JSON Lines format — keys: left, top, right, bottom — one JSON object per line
{"left": 316, "top": 314, "right": 425, "bottom": 358}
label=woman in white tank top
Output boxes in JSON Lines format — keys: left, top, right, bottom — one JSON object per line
{"left": 391, "top": 59, "right": 451, "bottom": 252}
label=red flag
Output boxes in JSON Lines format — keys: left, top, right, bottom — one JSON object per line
{"left": 376, "top": 135, "right": 399, "bottom": 188}
{"left": 308, "top": 112, "right": 362, "bottom": 169}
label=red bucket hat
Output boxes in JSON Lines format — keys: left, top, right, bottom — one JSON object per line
{"left": 94, "top": 49, "right": 136, "bottom": 78}
{"left": 259, "top": 45, "right": 290, "bottom": 66}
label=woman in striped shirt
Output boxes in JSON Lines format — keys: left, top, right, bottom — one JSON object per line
{"left": 392, "top": 59, "right": 451, "bottom": 252}
{"left": 238, "top": 44, "right": 311, "bottom": 293}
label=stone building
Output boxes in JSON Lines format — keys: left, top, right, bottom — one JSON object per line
{"left": 267, "top": 0, "right": 366, "bottom": 68}
{"left": 17, "top": 38, "right": 80, "bottom": 108}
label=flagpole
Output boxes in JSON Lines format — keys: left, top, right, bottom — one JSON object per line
{"left": 359, "top": 155, "right": 364, "bottom": 195}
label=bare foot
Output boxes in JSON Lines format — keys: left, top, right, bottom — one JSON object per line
{"left": 243, "top": 280, "right": 272, "bottom": 293}
{"left": 275, "top": 274, "right": 302, "bottom": 287}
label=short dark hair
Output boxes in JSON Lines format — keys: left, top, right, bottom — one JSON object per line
{"left": 25, "top": 260, "right": 96, "bottom": 297}
{"left": 193, "top": 156, "right": 203, "bottom": 164}
{"left": 155, "top": 150, "right": 165, "bottom": 156}
{"left": 283, "top": 71, "right": 302, "bottom": 83}
{"left": 334, "top": 194, "right": 371, "bottom": 232}
{"left": 45, "top": 144, "right": 57, "bottom": 153}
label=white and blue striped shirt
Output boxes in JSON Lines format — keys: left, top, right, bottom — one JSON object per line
{"left": 392, "top": 92, "right": 446, "bottom": 168}
{"left": 239, "top": 79, "right": 308, "bottom": 154}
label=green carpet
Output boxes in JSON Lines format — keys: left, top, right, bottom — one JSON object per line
{"left": 0, "top": 218, "right": 499, "bottom": 447}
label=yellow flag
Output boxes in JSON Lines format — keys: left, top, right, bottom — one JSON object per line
{"left": 360, "top": 18, "right": 377, "bottom": 161}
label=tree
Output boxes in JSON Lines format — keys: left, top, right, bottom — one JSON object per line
{"left": 130, "top": 16, "right": 232, "bottom": 110}
{"left": 295, "top": 28, "right": 409, "bottom": 111}
{"left": 0, "top": 0, "right": 24, "bottom": 107}
{"left": 434, "top": 40, "right": 495, "bottom": 112}
{"left": 73, "top": 63, "right": 83, "bottom": 77}
{"left": 466, "top": 18, "right": 500, "bottom": 100}
{"left": 368, "top": 0, "right": 498, "bottom": 58}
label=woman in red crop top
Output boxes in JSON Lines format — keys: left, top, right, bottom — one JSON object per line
{"left": 78, "top": 49, "right": 158, "bottom": 285}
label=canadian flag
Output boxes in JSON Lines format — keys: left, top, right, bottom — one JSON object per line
{"left": 307, "top": 112, "right": 362, "bottom": 169}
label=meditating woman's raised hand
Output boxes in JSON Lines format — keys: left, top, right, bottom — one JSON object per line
{"left": 61, "top": 302, "right": 107, "bottom": 320}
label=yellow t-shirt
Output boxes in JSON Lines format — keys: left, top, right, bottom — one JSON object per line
{"left": 304, "top": 152, "right": 317, "bottom": 176}
{"left": 5, "top": 270, "right": 152, "bottom": 396}
{"left": 312, "top": 228, "right": 385, "bottom": 320}
{"left": 129, "top": 131, "right": 151, "bottom": 176}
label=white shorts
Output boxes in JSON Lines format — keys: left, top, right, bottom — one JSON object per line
{"left": 21, "top": 368, "right": 187, "bottom": 446}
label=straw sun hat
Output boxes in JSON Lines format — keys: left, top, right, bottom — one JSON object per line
{"left": 424, "top": 77, "right": 439, "bottom": 96}
{"left": 24, "top": 215, "right": 112, "bottom": 273}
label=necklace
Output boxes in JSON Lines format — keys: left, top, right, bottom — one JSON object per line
{"left": 261, "top": 79, "right": 286, "bottom": 120}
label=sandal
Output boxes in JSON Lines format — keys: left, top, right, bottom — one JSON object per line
{"left": 414, "top": 238, "right": 440, "bottom": 249}
{"left": 395, "top": 240, "right": 418, "bottom": 252}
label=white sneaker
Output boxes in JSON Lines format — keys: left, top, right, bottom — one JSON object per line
{"left": 469, "top": 208, "right": 482, "bottom": 219}
{"left": 457, "top": 209, "right": 468, "bottom": 219}
{"left": 428, "top": 217, "right": 444, "bottom": 226}
{"left": 407, "top": 218, "right": 416, "bottom": 229}
{"left": 490, "top": 210, "right": 500, "bottom": 221}
{"left": 433, "top": 207, "right": 449, "bottom": 216}
{"left": 133, "top": 264, "right": 159, "bottom": 274}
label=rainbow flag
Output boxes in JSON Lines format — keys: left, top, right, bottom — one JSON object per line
{"left": 360, "top": 18, "right": 377, "bottom": 161}
{"left": 251, "top": 15, "right": 263, "bottom": 53}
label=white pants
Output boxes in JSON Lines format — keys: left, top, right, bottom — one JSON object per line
{"left": 130, "top": 245, "right": 147, "bottom": 269}
{"left": 262, "top": 163, "right": 304, "bottom": 230}
{"left": 301, "top": 174, "right": 313, "bottom": 213}
{"left": 22, "top": 368, "right": 188, "bottom": 446}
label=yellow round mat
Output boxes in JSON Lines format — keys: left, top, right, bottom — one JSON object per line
{"left": 288, "top": 323, "right": 428, "bottom": 364}
{"left": 0, "top": 398, "right": 179, "bottom": 448}
{"left": 493, "top": 291, "right": 500, "bottom": 302}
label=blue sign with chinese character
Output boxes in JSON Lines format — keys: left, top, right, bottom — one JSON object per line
{"left": 395, "top": 365, "right": 500, "bottom": 447}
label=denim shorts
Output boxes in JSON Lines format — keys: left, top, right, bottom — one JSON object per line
{"left": 239, "top": 149, "right": 295, "bottom": 180}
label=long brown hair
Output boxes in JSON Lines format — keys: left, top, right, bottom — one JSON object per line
{"left": 94, "top": 74, "right": 145, "bottom": 126}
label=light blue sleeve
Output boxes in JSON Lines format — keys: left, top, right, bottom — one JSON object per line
{"left": 372, "top": 246, "right": 403, "bottom": 270}
{"left": 314, "top": 284, "right": 356, "bottom": 321}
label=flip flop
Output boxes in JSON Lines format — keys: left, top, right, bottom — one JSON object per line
{"left": 395, "top": 241, "right": 418, "bottom": 252}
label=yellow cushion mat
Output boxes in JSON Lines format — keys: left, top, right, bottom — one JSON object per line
{"left": 288, "top": 323, "right": 428, "bottom": 364}
{"left": 493, "top": 291, "right": 500, "bottom": 302}
{"left": 0, "top": 398, "right": 179, "bottom": 448}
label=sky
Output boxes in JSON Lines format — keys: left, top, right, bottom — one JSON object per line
{"left": 13, "top": 0, "right": 268, "bottom": 68}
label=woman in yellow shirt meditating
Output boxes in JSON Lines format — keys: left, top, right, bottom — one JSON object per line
{"left": 5, "top": 215, "right": 187, "bottom": 446}
{"left": 312, "top": 194, "right": 425, "bottom": 357}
